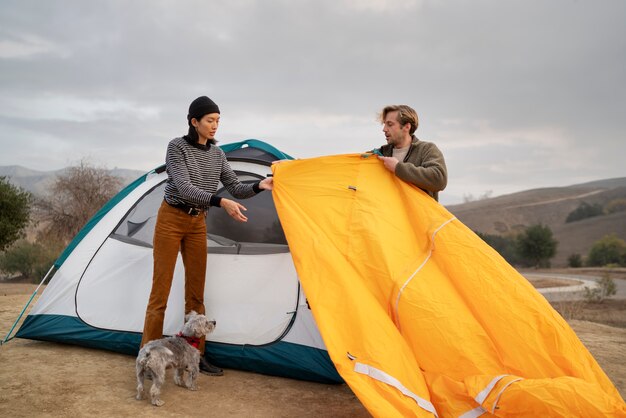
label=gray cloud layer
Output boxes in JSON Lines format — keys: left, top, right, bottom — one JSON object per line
{"left": 1, "top": 0, "right": 624, "bottom": 203}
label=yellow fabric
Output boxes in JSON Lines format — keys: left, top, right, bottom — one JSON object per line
{"left": 271, "top": 154, "right": 626, "bottom": 418}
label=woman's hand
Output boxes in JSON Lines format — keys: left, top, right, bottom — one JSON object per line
{"left": 259, "top": 177, "right": 274, "bottom": 190}
{"left": 220, "top": 198, "right": 248, "bottom": 222}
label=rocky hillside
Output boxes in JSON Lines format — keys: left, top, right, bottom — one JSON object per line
{"left": 446, "top": 178, "right": 626, "bottom": 267}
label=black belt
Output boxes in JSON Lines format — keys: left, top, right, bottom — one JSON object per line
{"left": 166, "top": 201, "right": 206, "bottom": 217}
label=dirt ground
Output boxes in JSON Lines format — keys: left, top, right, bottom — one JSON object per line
{"left": 1, "top": 283, "right": 625, "bottom": 417}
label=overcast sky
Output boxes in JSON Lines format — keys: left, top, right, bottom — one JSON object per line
{"left": 1, "top": 0, "right": 624, "bottom": 204}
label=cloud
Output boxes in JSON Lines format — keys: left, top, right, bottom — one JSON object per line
{"left": 1, "top": 95, "right": 160, "bottom": 122}
{"left": 0, "top": 0, "right": 624, "bottom": 204}
{"left": 0, "top": 32, "right": 69, "bottom": 59}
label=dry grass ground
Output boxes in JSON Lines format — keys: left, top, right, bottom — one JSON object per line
{"left": 0, "top": 284, "right": 368, "bottom": 418}
{"left": 1, "top": 280, "right": 624, "bottom": 417}
{"left": 552, "top": 299, "right": 626, "bottom": 329}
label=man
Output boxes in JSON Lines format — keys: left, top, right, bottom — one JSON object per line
{"left": 376, "top": 105, "right": 447, "bottom": 201}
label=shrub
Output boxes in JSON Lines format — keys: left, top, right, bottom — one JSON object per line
{"left": 0, "top": 240, "right": 60, "bottom": 282}
{"left": 565, "top": 202, "right": 604, "bottom": 223}
{"left": 583, "top": 273, "right": 617, "bottom": 303}
{"left": 551, "top": 300, "right": 584, "bottom": 321}
{"left": 605, "top": 198, "right": 626, "bottom": 214}
{"left": 586, "top": 234, "right": 626, "bottom": 267}
{"left": 567, "top": 253, "right": 583, "bottom": 268}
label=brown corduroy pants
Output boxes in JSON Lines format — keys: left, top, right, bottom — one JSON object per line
{"left": 141, "top": 201, "right": 208, "bottom": 354}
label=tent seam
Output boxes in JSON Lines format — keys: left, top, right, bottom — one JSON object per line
{"left": 393, "top": 216, "right": 457, "bottom": 327}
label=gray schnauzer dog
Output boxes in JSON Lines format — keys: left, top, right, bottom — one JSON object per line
{"left": 135, "top": 311, "right": 216, "bottom": 406}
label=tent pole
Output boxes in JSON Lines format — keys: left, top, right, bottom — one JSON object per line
{"left": 1, "top": 265, "right": 55, "bottom": 345}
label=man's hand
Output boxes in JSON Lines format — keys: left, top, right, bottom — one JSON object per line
{"left": 378, "top": 155, "right": 399, "bottom": 173}
{"left": 259, "top": 177, "right": 273, "bottom": 190}
{"left": 220, "top": 198, "right": 248, "bottom": 222}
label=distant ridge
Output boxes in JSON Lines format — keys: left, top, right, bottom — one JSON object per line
{"left": 447, "top": 177, "right": 626, "bottom": 267}
{"left": 566, "top": 177, "right": 626, "bottom": 190}
{"left": 447, "top": 177, "right": 626, "bottom": 210}
{"left": 0, "top": 165, "right": 145, "bottom": 196}
{"left": 3, "top": 165, "right": 625, "bottom": 267}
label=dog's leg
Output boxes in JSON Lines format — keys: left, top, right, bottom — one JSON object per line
{"left": 174, "top": 368, "right": 185, "bottom": 387}
{"left": 150, "top": 370, "right": 166, "bottom": 407}
{"left": 135, "top": 363, "right": 145, "bottom": 400}
{"left": 187, "top": 364, "right": 199, "bottom": 391}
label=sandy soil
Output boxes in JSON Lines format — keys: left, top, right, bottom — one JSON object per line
{"left": 1, "top": 284, "right": 624, "bottom": 417}
{"left": 0, "top": 285, "right": 368, "bottom": 418}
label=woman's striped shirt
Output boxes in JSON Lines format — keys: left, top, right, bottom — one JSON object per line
{"left": 163, "top": 137, "right": 260, "bottom": 209}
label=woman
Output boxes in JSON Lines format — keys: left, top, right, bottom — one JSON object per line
{"left": 141, "top": 96, "right": 273, "bottom": 375}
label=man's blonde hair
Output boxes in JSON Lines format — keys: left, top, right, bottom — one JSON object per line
{"left": 379, "top": 105, "right": 419, "bottom": 135}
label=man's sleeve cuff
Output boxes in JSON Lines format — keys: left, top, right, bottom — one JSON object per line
{"left": 253, "top": 181, "right": 264, "bottom": 193}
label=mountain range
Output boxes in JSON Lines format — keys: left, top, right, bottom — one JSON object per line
{"left": 0, "top": 165, "right": 145, "bottom": 196}
{"left": 2, "top": 165, "right": 624, "bottom": 267}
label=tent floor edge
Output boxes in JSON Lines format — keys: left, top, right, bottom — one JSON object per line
{"left": 15, "top": 314, "right": 342, "bottom": 384}
{"left": 205, "top": 340, "right": 343, "bottom": 384}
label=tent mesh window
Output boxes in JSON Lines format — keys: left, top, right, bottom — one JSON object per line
{"left": 207, "top": 172, "right": 288, "bottom": 254}
{"left": 111, "top": 172, "right": 288, "bottom": 254}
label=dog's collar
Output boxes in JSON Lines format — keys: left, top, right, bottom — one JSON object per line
{"left": 177, "top": 332, "right": 201, "bottom": 349}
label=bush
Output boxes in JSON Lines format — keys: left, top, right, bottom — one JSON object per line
{"left": 567, "top": 253, "right": 583, "bottom": 268}
{"left": 565, "top": 202, "right": 604, "bottom": 223}
{"left": 605, "top": 198, "right": 626, "bottom": 214}
{"left": 476, "top": 232, "right": 520, "bottom": 265}
{"left": 586, "top": 234, "right": 626, "bottom": 267}
{"left": 0, "top": 240, "right": 60, "bottom": 282}
{"left": 583, "top": 273, "right": 617, "bottom": 303}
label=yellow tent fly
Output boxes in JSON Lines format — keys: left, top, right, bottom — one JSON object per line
{"left": 271, "top": 154, "right": 626, "bottom": 418}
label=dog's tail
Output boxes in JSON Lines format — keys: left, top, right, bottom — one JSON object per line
{"left": 137, "top": 345, "right": 175, "bottom": 370}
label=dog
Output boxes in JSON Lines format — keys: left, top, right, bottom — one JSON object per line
{"left": 135, "top": 311, "right": 216, "bottom": 406}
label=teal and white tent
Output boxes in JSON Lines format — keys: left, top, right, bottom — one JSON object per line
{"left": 14, "top": 139, "right": 341, "bottom": 383}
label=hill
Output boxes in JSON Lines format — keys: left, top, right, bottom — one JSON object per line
{"left": 0, "top": 165, "right": 145, "bottom": 196}
{"left": 446, "top": 177, "right": 626, "bottom": 267}
{"left": 3, "top": 165, "right": 625, "bottom": 268}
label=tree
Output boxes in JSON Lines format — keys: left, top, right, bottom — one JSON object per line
{"left": 37, "top": 161, "right": 122, "bottom": 244}
{"left": 516, "top": 224, "right": 558, "bottom": 268}
{"left": 586, "top": 234, "right": 626, "bottom": 267}
{"left": 565, "top": 202, "right": 604, "bottom": 223}
{"left": 476, "top": 231, "right": 520, "bottom": 265}
{"left": 463, "top": 190, "right": 493, "bottom": 203}
{"left": 0, "top": 176, "right": 31, "bottom": 251}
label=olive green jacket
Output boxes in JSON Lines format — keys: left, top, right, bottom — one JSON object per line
{"left": 380, "top": 135, "right": 448, "bottom": 201}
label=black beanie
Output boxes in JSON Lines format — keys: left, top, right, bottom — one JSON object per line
{"left": 187, "top": 96, "right": 220, "bottom": 125}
